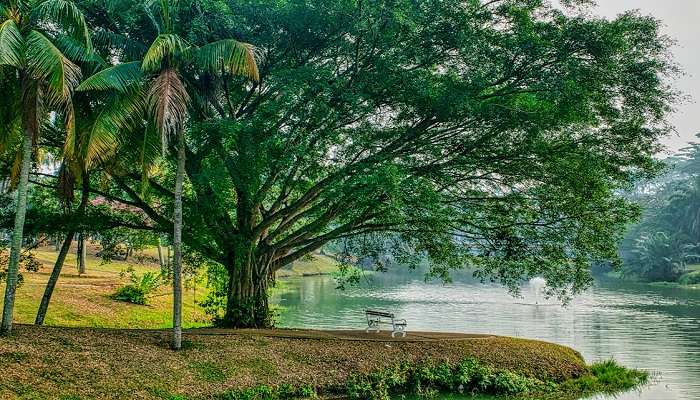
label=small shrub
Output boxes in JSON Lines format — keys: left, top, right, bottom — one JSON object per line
{"left": 559, "top": 359, "right": 648, "bottom": 397}
{"left": 679, "top": 271, "right": 700, "bottom": 285}
{"left": 111, "top": 267, "right": 164, "bottom": 305}
{"left": 112, "top": 284, "right": 147, "bottom": 305}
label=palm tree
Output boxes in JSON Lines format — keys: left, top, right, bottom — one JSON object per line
{"left": 79, "top": 0, "right": 258, "bottom": 349}
{"left": 0, "top": 0, "right": 91, "bottom": 334}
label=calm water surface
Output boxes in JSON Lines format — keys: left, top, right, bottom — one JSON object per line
{"left": 271, "top": 273, "right": 700, "bottom": 400}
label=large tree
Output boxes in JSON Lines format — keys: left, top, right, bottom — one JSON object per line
{"left": 19, "top": 0, "right": 676, "bottom": 328}
{"left": 0, "top": 0, "right": 91, "bottom": 334}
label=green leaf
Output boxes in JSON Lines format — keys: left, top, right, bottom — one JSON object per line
{"left": 53, "top": 35, "right": 106, "bottom": 71}
{"left": 196, "top": 39, "right": 260, "bottom": 81}
{"left": 141, "top": 33, "right": 188, "bottom": 73}
{"left": 25, "top": 30, "right": 81, "bottom": 101}
{"left": 77, "top": 61, "right": 144, "bottom": 93}
{"left": 0, "top": 19, "right": 24, "bottom": 68}
{"left": 86, "top": 91, "right": 147, "bottom": 167}
{"left": 32, "top": 0, "right": 92, "bottom": 51}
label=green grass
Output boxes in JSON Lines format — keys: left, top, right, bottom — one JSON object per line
{"left": 275, "top": 253, "right": 338, "bottom": 278}
{"left": 190, "top": 361, "right": 228, "bottom": 383}
{"left": 556, "top": 360, "right": 649, "bottom": 399}
{"left": 1, "top": 245, "right": 211, "bottom": 329}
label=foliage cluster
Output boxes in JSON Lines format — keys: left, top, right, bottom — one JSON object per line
{"left": 619, "top": 139, "right": 700, "bottom": 282}
{"left": 112, "top": 266, "right": 165, "bottom": 305}
{"left": 214, "top": 358, "right": 646, "bottom": 400}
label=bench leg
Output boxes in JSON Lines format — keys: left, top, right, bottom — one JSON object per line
{"left": 366, "top": 319, "right": 380, "bottom": 333}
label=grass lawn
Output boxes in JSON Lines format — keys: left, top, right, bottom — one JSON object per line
{"left": 0, "top": 245, "right": 210, "bottom": 329}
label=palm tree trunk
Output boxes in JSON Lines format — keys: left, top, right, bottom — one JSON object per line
{"left": 172, "top": 131, "right": 185, "bottom": 350}
{"left": 157, "top": 238, "right": 165, "bottom": 270}
{"left": 77, "top": 233, "right": 86, "bottom": 275}
{"left": 1, "top": 78, "right": 37, "bottom": 335}
{"left": 35, "top": 231, "right": 75, "bottom": 325}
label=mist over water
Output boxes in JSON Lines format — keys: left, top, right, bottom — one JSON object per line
{"left": 272, "top": 273, "right": 700, "bottom": 400}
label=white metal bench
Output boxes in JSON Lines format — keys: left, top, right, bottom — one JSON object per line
{"left": 365, "top": 309, "right": 407, "bottom": 337}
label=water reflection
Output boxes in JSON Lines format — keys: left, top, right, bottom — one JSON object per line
{"left": 272, "top": 274, "right": 700, "bottom": 400}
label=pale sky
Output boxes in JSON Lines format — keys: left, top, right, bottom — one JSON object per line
{"left": 592, "top": 1, "right": 700, "bottom": 155}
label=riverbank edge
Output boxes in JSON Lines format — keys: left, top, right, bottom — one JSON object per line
{"left": 602, "top": 271, "right": 700, "bottom": 290}
{"left": 0, "top": 325, "right": 646, "bottom": 400}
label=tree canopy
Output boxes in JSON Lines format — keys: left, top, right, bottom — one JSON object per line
{"left": 2, "top": 0, "right": 678, "bottom": 327}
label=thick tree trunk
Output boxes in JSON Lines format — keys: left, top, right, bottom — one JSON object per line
{"left": 1, "top": 77, "right": 37, "bottom": 335}
{"left": 171, "top": 131, "right": 185, "bottom": 350}
{"left": 35, "top": 231, "right": 75, "bottom": 325}
{"left": 221, "top": 246, "right": 273, "bottom": 328}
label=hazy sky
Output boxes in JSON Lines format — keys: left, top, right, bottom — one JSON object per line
{"left": 592, "top": 1, "right": 700, "bottom": 155}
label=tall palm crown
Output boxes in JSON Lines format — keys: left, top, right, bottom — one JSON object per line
{"left": 0, "top": 0, "right": 92, "bottom": 138}
{"left": 0, "top": 0, "right": 91, "bottom": 334}
{"left": 78, "top": 0, "right": 259, "bottom": 166}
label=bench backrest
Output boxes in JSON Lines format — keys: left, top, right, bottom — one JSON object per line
{"left": 365, "top": 310, "right": 395, "bottom": 318}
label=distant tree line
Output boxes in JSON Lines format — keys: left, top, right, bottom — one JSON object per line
{"left": 616, "top": 137, "right": 700, "bottom": 283}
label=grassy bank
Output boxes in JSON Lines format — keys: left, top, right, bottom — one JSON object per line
{"left": 275, "top": 254, "right": 338, "bottom": 278}
{"left": 0, "top": 325, "right": 646, "bottom": 400}
{"left": 0, "top": 246, "right": 210, "bottom": 328}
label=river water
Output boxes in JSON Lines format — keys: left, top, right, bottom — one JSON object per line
{"left": 271, "top": 273, "right": 700, "bottom": 400}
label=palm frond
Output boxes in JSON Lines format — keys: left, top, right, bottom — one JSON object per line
{"left": 93, "top": 29, "right": 147, "bottom": 60}
{"left": 196, "top": 39, "right": 260, "bottom": 81}
{"left": 77, "top": 61, "right": 143, "bottom": 93}
{"left": 26, "top": 29, "right": 81, "bottom": 102}
{"left": 147, "top": 68, "right": 189, "bottom": 152}
{"left": 32, "top": 0, "right": 92, "bottom": 51}
{"left": 141, "top": 33, "right": 188, "bottom": 73}
{"left": 0, "top": 18, "right": 24, "bottom": 68}
{"left": 61, "top": 100, "right": 78, "bottom": 160}
{"left": 0, "top": 69, "right": 21, "bottom": 153}
{"left": 54, "top": 35, "right": 106, "bottom": 71}
{"left": 85, "top": 91, "right": 147, "bottom": 167}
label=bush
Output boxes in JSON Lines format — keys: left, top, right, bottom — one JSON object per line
{"left": 345, "top": 359, "right": 546, "bottom": 400}
{"left": 112, "top": 268, "right": 164, "bottom": 305}
{"left": 679, "top": 271, "right": 700, "bottom": 285}
{"left": 112, "top": 284, "right": 147, "bottom": 305}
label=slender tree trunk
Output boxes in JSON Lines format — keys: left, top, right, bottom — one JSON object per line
{"left": 77, "top": 233, "right": 86, "bottom": 275}
{"left": 1, "top": 77, "right": 37, "bottom": 335}
{"left": 172, "top": 131, "right": 185, "bottom": 350}
{"left": 35, "top": 176, "right": 90, "bottom": 325}
{"left": 35, "top": 231, "right": 75, "bottom": 325}
{"left": 124, "top": 245, "right": 131, "bottom": 261}
{"left": 157, "top": 238, "right": 165, "bottom": 270}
